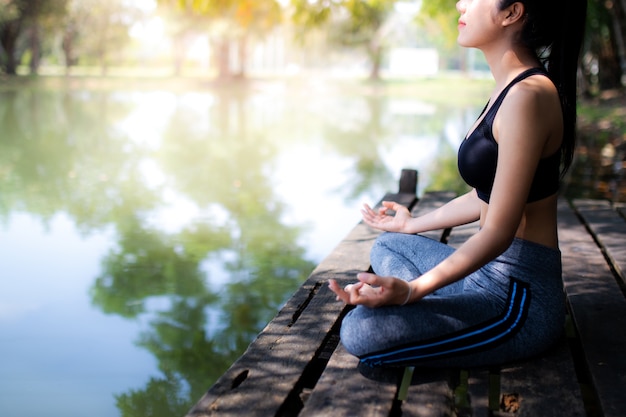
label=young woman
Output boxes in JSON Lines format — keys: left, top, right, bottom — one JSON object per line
{"left": 328, "top": 0, "right": 588, "bottom": 368}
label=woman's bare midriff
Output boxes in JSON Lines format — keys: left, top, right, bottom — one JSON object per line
{"left": 480, "top": 194, "right": 560, "bottom": 249}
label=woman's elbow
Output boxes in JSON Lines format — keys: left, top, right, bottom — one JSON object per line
{"left": 478, "top": 224, "right": 517, "bottom": 254}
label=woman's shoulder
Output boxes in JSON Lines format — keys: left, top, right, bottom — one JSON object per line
{"left": 508, "top": 73, "right": 559, "bottom": 107}
{"left": 493, "top": 73, "right": 562, "bottom": 150}
{"left": 497, "top": 74, "right": 561, "bottom": 125}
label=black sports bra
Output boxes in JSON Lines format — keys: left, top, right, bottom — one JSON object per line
{"left": 458, "top": 68, "right": 561, "bottom": 203}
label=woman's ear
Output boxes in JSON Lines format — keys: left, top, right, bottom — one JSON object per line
{"left": 502, "top": 2, "right": 525, "bottom": 26}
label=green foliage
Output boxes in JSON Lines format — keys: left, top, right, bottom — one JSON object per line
{"left": 0, "top": 0, "right": 69, "bottom": 74}
{"left": 160, "top": 0, "right": 282, "bottom": 30}
{"left": 417, "top": 0, "right": 460, "bottom": 51}
{"left": 116, "top": 373, "right": 190, "bottom": 417}
{"left": 290, "top": 0, "right": 399, "bottom": 78}
{"left": 158, "top": 0, "right": 283, "bottom": 77}
{"left": 291, "top": 0, "right": 395, "bottom": 34}
{"left": 0, "top": 0, "right": 20, "bottom": 21}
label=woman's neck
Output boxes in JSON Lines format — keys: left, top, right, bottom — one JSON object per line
{"left": 482, "top": 44, "right": 541, "bottom": 88}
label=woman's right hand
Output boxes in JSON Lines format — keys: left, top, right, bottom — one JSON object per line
{"left": 361, "top": 201, "right": 412, "bottom": 233}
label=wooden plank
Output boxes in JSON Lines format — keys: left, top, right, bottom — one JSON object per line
{"left": 410, "top": 191, "right": 456, "bottom": 242}
{"left": 401, "top": 369, "right": 456, "bottom": 417}
{"left": 573, "top": 199, "right": 626, "bottom": 284}
{"left": 446, "top": 221, "right": 480, "bottom": 248}
{"left": 466, "top": 369, "right": 492, "bottom": 417}
{"left": 299, "top": 344, "right": 400, "bottom": 417}
{"left": 495, "top": 338, "right": 585, "bottom": 417}
{"left": 185, "top": 281, "right": 346, "bottom": 416}
{"left": 558, "top": 200, "right": 626, "bottom": 417}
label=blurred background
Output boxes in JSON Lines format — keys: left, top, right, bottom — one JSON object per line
{"left": 0, "top": 1, "right": 624, "bottom": 416}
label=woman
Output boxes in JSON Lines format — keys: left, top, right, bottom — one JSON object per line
{"left": 329, "top": 0, "right": 588, "bottom": 368}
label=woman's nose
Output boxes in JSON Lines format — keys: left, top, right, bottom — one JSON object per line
{"left": 456, "top": 0, "right": 466, "bottom": 13}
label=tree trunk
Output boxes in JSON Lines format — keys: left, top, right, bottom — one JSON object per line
{"left": 612, "top": 0, "right": 626, "bottom": 82}
{"left": 99, "top": 46, "right": 108, "bottom": 76}
{"left": 62, "top": 27, "right": 75, "bottom": 75}
{"left": 213, "top": 37, "right": 231, "bottom": 79}
{"left": 235, "top": 35, "right": 247, "bottom": 79}
{"left": 28, "top": 24, "right": 41, "bottom": 75}
{"left": 173, "top": 37, "right": 184, "bottom": 77}
{"left": 597, "top": 27, "right": 622, "bottom": 89}
{"left": 367, "top": 40, "right": 382, "bottom": 80}
{"left": 586, "top": 1, "right": 623, "bottom": 91}
{"left": 0, "top": 20, "right": 22, "bottom": 75}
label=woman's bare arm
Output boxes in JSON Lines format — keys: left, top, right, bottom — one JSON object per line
{"left": 361, "top": 190, "right": 482, "bottom": 234}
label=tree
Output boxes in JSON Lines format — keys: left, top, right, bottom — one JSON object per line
{"left": 0, "top": 0, "right": 32, "bottom": 74}
{"left": 585, "top": 0, "right": 625, "bottom": 91}
{"left": 154, "top": 2, "right": 200, "bottom": 76}
{"left": 291, "top": 0, "right": 399, "bottom": 80}
{"left": 27, "top": 0, "right": 68, "bottom": 74}
{"left": 0, "top": 0, "right": 68, "bottom": 75}
{"left": 157, "top": 0, "right": 282, "bottom": 79}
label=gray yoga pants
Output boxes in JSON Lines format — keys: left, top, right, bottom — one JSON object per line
{"left": 340, "top": 232, "right": 565, "bottom": 368}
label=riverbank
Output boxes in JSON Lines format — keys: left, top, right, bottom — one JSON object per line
{"left": 0, "top": 71, "right": 493, "bottom": 104}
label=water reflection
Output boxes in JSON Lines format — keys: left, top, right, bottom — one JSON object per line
{"left": 0, "top": 80, "right": 487, "bottom": 416}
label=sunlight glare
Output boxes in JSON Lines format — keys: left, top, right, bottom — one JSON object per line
{"left": 130, "top": 16, "right": 167, "bottom": 46}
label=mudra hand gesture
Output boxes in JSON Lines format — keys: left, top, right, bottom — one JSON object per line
{"left": 328, "top": 273, "right": 412, "bottom": 308}
{"left": 360, "top": 201, "right": 412, "bottom": 233}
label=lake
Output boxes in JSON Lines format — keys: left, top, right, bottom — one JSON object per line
{"left": 0, "top": 75, "right": 497, "bottom": 416}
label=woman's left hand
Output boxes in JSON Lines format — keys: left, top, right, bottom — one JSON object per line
{"left": 328, "top": 272, "right": 412, "bottom": 308}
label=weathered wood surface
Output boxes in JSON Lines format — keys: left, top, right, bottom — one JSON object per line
{"left": 494, "top": 339, "right": 586, "bottom": 417}
{"left": 572, "top": 199, "right": 626, "bottom": 284}
{"left": 187, "top": 181, "right": 626, "bottom": 417}
{"left": 559, "top": 199, "right": 626, "bottom": 417}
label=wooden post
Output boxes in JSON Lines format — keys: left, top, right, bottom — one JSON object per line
{"left": 399, "top": 169, "right": 418, "bottom": 194}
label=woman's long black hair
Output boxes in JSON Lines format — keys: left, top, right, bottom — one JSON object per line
{"left": 499, "top": 0, "right": 588, "bottom": 176}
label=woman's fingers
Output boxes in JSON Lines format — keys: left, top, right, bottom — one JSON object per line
{"left": 328, "top": 278, "right": 375, "bottom": 305}
{"left": 328, "top": 279, "right": 348, "bottom": 302}
{"left": 330, "top": 272, "right": 412, "bottom": 307}
{"left": 357, "top": 272, "right": 385, "bottom": 287}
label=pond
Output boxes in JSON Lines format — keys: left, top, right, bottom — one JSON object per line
{"left": 3, "top": 76, "right": 613, "bottom": 417}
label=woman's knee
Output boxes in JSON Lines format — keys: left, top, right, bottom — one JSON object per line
{"left": 339, "top": 307, "right": 383, "bottom": 357}
{"left": 370, "top": 232, "right": 395, "bottom": 258}
{"left": 370, "top": 233, "right": 413, "bottom": 277}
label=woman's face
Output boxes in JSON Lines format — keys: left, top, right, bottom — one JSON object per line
{"left": 456, "top": 0, "right": 510, "bottom": 49}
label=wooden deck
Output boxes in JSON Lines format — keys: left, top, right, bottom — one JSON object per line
{"left": 187, "top": 169, "right": 626, "bottom": 417}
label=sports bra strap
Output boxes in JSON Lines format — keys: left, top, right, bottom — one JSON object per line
{"left": 484, "top": 67, "right": 549, "bottom": 125}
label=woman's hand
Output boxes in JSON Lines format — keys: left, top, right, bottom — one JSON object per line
{"left": 328, "top": 273, "right": 413, "bottom": 308}
{"left": 361, "top": 201, "right": 412, "bottom": 233}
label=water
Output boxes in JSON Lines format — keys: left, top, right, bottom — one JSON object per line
{"left": 0, "top": 77, "right": 489, "bottom": 416}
